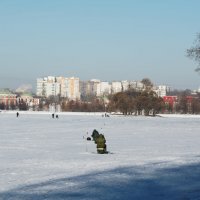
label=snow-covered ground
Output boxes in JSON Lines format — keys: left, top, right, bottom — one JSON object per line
{"left": 1, "top": 112, "right": 200, "bottom": 199}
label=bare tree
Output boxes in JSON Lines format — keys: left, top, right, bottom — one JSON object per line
{"left": 187, "top": 33, "right": 200, "bottom": 72}
{"left": 141, "top": 78, "right": 153, "bottom": 90}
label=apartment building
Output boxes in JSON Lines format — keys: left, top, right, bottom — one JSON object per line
{"left": 155, "top": 85, "right": 170, "bottom": 97}
{"left": 65, "top": 77, "right": 80, "bottom": 100}
{"left": 100, "top": 82, "right": 111, "bottom": 96}
{"left": 111, "top": 81, "right": 122, "bottom": 94}
{"left": 46, "top": 82, "right": 60, "bottom": 97}
{"left": 36, "top": 78, "right": 47, "bottom": 97}
{"left": 56, "top": 76, "right": 67, "bottom": 97}
{"left": 121, "top": 80, "right": 129, "bottom": 91}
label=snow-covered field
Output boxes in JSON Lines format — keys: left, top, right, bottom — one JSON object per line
{"left": 1, "top": 112, "right": 200, "bottom": 200}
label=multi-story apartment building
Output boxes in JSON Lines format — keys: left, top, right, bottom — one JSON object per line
{"left": 90, "top": 79, "right": 101, "bottom": 96}
{"left": 37, "top": 76, "right": 80, "bottom": 100}
{"left": 46, "top": 82, "right": 60, "bottom": 97}
{"left": 111, "top": 81, "right": 122, "bottom": 94}
{"left": 36, "top": 78, "right": 47, "bottom": 97}
{"left": 65, "top": 77, "right": 80, "bottom": 100}
{"left": 56, "top": 76, "right": 67, "bottom": 97}
{"left": 100, "top": 82, "right": 111, "bottom": 96}
{"left": 155, "top": 85, "right": 170, "bottom": 97}
{"left": 129, "top": 81, "right": 144, "bottom": 90}
{"left": 121, "top": 80, "right": 129, "bottom": 91}
{"left": 36, "top": 76, "right": 57, "bottom": 97}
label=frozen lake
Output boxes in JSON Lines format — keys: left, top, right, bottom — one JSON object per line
{"left": 0, "top": 112, "right": 200, "bottom": 199}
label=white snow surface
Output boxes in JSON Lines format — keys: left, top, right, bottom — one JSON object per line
{"left": 1, "top": 112, "right": 200, "bottom": 199}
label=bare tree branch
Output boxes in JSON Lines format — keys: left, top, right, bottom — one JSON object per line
{"left": 187, "top": 33, "right": 200, "bottom": 71}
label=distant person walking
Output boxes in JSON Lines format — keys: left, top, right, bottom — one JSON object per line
{"left": 16, "top": 112, "right": 19, "bottom": 117}
{"left": 56, "top": 114, "right": 59, "bottom": 119}
{"left": 52, "top": 113, "right": 55, "bottom": 118}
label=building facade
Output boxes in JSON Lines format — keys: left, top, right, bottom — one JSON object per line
{"left": 111, "top": 81, "right": 122, "bottom": 94}
{"left": 65, "top": 77, "right": 80, "bottom": 100}
{"left": 0, "top": 89, "right": 17, "bottom": 109}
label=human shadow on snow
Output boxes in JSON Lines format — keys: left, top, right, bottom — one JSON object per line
{"left": 1, "top": 162, "right": 200, "bottom": 200}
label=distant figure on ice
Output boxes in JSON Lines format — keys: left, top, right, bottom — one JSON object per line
{"left": 105, "top": 113, "right": 110, "bottom": 117}
{"left": 52, "top": 113, "right": 55, "bottom": 118}
{"left": 16, "top": 112, "right": 19, "bottom": 117}
{"left": 56, "top": 114, "right": 59, "bottom": 119}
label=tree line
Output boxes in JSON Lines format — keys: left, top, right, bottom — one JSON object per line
{"left": 2, "top": 90, "right": 200, "bottom": 115}
{"left": 0, "top": 100, "right": 28, "bottom": 111}
{"left": 107, "top": 89, "right": 164, "bottom": 116}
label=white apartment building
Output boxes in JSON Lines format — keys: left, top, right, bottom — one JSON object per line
{"left": 56, "top": 76, "right": 67, "bottom": 97}
{"left": 90, "top": 79, "right": 101, "bottom": 96}
{"left": 36, "top": 76, "right": 81, "bottom": 99}
{"left": 46, "top": 76, "right": 56, "bottom": 83}
{"left": 111, "top": 81, "right": 122, "bottom": 94}
{"left": 100, "top": 82, "right": 111, "bottom": 96}
{"left": 121, "top": 80, "right": 129, "bottom": 91}
{"left": 65, "top": 77, "right": 80, "bottom": 100}
{"left": 36, "top": 78, "right": 47, "bottom": 97}
{"left": 155, "top": 85, "right": 170, "bottom": 97}
{"left": 37, "top": 76, "right": 57, "bottom": 97}
{"left": 129, "top": 81, "right": 144, "bottom": 90}
{"left": 46, "top": 82, "right": 60, "bottom": 97}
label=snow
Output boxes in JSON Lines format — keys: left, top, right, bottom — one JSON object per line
{"left": 1, "top": 112, "right": 200, "bottom": 199}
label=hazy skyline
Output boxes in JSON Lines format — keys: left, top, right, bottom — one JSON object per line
{"left": 0, "top": 0, "right": 200, "bottom": 91}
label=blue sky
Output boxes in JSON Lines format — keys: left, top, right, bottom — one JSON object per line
{"left": 0, "top": 0, "right": 200, "bottom": 91}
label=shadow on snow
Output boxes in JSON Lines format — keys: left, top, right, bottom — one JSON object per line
{"left": 1, "top": 162, "right": 200, "bottom": 200}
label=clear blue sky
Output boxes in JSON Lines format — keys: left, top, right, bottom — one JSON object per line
{"left": 0, "top": 0, "right": 200, "bottom": 91}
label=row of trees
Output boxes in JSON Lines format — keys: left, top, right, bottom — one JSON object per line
{"left": 107, "top": 89, "right": 200, "bottom": 115}
{"left": 0, "top": 101, "right": 28, "bottom": 111}
{"left": 2, "top": 90, "right": 200, "bottom": 115}
{"left": 165, "top": 93, "right": 200, "bottom": 114}
{"left": 61, "top": 99, "right": 105, "bottom": 112}
{"left": 107, "top": 89, "right": 164, "bottom": 116}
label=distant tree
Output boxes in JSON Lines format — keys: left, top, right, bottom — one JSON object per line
{"left": 108, "top": 88, "right": 165, "bottom": 116}
{"left": 134, "top": 95, "right": 143, "bottom": 115}
{"left": 134, "top": 90, "right": 164, "bottom": 116}
{"left": 177, "top": 93, "right": 188, "bottom": 114}
{"left": 191, "top": 98, "right": 200, "bottom": 114}
{"left": 151, "top": 96, "right": 165, "bottom": 116}
{"left": 141, "top": 78, "right": 153, "bottom": 90}
{"left": 164, "top": 102, "right": 174, "bottom": 114}
{"left": 167, "top": 89, "right": 192, "bottom": 97}
{"left": 10, "top": 102, "right": 16, "bottom": 110}
{"left": 81, "top": 94, "right": 96, "bottom": 102}
{"left": 108, "top": 92, "right": 135, "bottom": 115}
{"left": 18, "top": 100, "right": 28, "bottom": 111}
{"left": 187, "top": 33, "right": 200, "bottom": 72}
{"left": 0, "top": 103, "right": 5, "bottom": 110}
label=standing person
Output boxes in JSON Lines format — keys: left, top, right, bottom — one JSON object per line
{"left": 56, "top": 114, "right": 59, "bottom": 119}
{"left": 16, "top": 112, "right": 19, "bottom": 117}
{"left": 52, "top": 113, "right": 54, "bottom": 118}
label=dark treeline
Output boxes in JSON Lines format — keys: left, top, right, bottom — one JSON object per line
{"left": 0, "top": 100, "right": 28, "bottom": 111}
{"left": 107, "top": 89, "right": 164, "bottom": 116}
{"left": 165, "top": 92, "right": 200, "bottom": 114}
{"left": 2, "top": 89, "right": 200, "bottom": 115}
{"left": 107, "top": 89, "right": 200, "bottom": 115}
{"left": 61, "top": 99, "right": 105, "bottom": 112}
